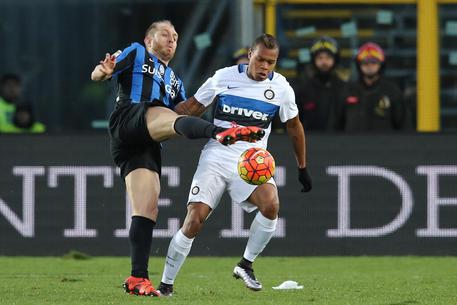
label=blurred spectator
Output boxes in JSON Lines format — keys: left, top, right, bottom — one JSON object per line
{"left": 0, "top": 74, "right": 46, "bottom": 133}
{"left": 0, "top": 74, "right": 21, "bottom": 132}
{"left": 232, "top": 47, "right": 249, "bottom": 65}
{"left": 343, "top": 42, "right": 406, "bottom": 131}
{"left": 295, "top": 36, "right": 347, "bottom": 131}
{"left": 11, "top": 104, "right": 46, "bottom": 133}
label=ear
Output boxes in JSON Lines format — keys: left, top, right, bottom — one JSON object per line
{"left": 248, "top": 48, "right": 253, "bottom": 60}
{"left": 144, "top": 36, "right": 152, "bottom": 48}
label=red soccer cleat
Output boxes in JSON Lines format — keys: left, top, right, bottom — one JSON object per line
{"left": 216, "top": 122, "right": 265, "bottom": 146}
{"left": 123, "top": 276, "right": 160, "bottom": 297}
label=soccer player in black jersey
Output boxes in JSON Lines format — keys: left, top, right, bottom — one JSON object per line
{"left": 91, "top": 20, "right": 264, "bottom": 297}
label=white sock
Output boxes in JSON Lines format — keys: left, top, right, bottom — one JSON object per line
{"left": 161, "top": 229, "right": 194, "bottom": 285}
{"left": 243, "top": 212, "right": 277, "bottom": 262}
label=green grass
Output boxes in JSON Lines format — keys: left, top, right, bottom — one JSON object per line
{"left": 0, "top": 256, "right": 456, "bottom": 305}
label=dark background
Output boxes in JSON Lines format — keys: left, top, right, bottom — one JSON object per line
{"left": 2, "top": 0, "right": 457, "bottom": 131}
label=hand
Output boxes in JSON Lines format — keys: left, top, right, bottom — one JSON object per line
{"left": 298, "top": 167, "right": 312, "bottom": 192}
{"left": 98, "top": 53, "right": 117, "bottom": 76}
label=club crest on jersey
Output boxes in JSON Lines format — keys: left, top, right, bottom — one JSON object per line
{"left": 159, "top": 64, "right": 165, "bottom": 75}
{"left": 264, "top": 89, "right": 275, "bottom": 100}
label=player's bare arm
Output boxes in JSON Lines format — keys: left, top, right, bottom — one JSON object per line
{"left": 175, "top": 96, "right": 207, "bottom": 116}
{"left": 286, "top": 115, "right": 306, "bottom": 168}
{"left": 91, "top": 53, "right": 117, "bottom": 81}
{"left": 286, "top": 115, "right": 312, "bottom": 192}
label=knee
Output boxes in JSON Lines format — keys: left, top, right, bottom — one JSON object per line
{"left": 145, "top": 107, "right": 178, "bottom": 142}
{"left": 259, "top": 200, "right": 279, "bottom": 220}
{"left": 181, "top": 212, "right": 205, "bottom": 238}
{"left": 135, "top": 205, "right": 159, "bottom": 221}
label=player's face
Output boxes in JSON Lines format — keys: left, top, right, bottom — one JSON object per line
{"left": 360, "top": 61, "right": 381, "bottom": 77}
{"left": 314, "top": 52, "right": 335, "bottom": 73}
{"left": 247, "top": 45, "right": 279, "bottom": 81}
{"left": 147, "top": 23, "right": 178, "bottom": 63}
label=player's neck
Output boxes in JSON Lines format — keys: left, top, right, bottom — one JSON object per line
{"left": 148, "top": 47, "right": 171, "bottom": 66}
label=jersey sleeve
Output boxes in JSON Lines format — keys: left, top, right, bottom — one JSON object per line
{"left": 112, "top": 43, "right": 139, "bottom": 77}
{"left": 278, "top": 84, "right": 299, "bottom": 123}
{"left": 193, "top": 70, "right": 224, "bottom": 107}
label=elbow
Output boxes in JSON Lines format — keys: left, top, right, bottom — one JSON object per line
{"left": 287, "top": 120, "right": 302, "bottom": 133}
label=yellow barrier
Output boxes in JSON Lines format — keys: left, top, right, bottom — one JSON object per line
{"left": 418, "top": 0, "right": 440, "bottom": 131}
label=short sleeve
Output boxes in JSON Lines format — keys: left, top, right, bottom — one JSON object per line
{"left": 193, "top": 70, "right": 224, "bottom": 107}
{"left": 278, "top": 85, "right": 299, "bottom": 122}
{"left": 112, "top": 43, "right": 139, "bottom": 77}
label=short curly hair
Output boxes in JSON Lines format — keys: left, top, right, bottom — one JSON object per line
{"left": 251, "top": 34, "right": 279, "bottom": 51}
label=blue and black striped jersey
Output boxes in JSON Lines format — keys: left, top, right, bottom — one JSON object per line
{"left": 112, "top": 42, "right": 186, "bottom": 109}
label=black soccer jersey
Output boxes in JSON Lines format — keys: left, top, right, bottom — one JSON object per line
{"left": 112, "top": 42, "right": 186, "bottom": 109}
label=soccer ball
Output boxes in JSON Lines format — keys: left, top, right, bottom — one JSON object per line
{"left": 237, "top": 148, "right": 275, "bottom": 185}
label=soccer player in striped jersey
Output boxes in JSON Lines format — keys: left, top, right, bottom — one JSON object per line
{"left": 157, "top": 34, "right": 313, "bottom": 296}
{"left": 91, "top": 20, "right": 264, "bottom": 297}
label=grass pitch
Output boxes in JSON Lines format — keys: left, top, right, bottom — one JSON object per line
{"left": 0, "top": 256, "right": 456, "bottom": 305}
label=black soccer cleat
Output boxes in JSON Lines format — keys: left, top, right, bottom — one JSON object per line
{"left": 157, "top": 282, "right": 174, "bottom": 297}
{"left": 233, "top": 265, "right": 262, "bottom": 291}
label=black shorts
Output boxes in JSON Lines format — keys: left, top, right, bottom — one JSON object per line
{"left": 109, "top": 102, "right": 161, "bottom": 179}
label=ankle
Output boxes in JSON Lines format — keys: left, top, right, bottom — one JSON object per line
{"left": 131, "top": 270, "right": 149, "bottom": 279}
{"left": 212, "top": 126, "right": 226, "bottom": 139}
{"left": 238, "top": 257, "right": 253, "bottom": 270}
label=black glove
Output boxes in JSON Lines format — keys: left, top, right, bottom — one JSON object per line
{"left": 298, "top": 167, "right": 312, "bottom": 192}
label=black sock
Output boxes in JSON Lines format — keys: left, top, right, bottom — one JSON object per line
{"left": 238, "top": 257, "right": 253, "bottom": 270}
{"left": 129, "top": 216, "right": 156, "bottom": 278}
{"left": 174, "top": 116, "right": 224, "bottom": 139}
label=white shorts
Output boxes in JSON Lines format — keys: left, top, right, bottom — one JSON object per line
{"left": 187, "top": 158, "right": 276, "bottom": 213}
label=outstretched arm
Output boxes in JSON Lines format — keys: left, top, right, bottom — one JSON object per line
{"left": 91, "top": 52, "right": 117, "bottom": 81}
{"left": 286, "top": 115, "right": 312, "bottom": 192}
{"left": 175, "top": 96, "right": 207, "bottom": 116}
